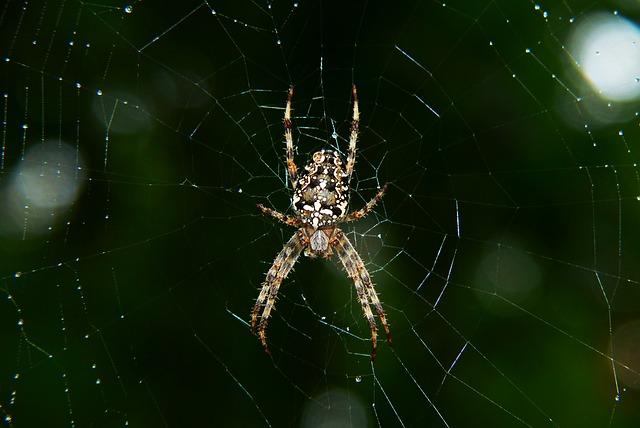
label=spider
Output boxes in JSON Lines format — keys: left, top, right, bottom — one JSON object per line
{"left": 251, "top": 85, "right": 392, "bottom": 360}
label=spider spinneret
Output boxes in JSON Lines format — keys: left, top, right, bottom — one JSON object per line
{"left": 252, "top": 85, "right": 391, "bottom": 360}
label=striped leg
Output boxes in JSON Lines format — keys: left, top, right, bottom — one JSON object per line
{"left": 251, "top": 231, "right": 304, "bottom": 354}
{"left": 284, "top": 86, "right": 298, "bottom": 188}
{"left": 341, "top": 184, "right": 387, "bottom": 223}
{"left": 345, "top": 85, "right": 360, "bottom": 179}
{"left": 257, "top": 204, "right": 302, "bottom": 227}
{"left": 333, "top": 229, "right": 391, "bottom": 360}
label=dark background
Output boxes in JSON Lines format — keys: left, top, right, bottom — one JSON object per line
{"left": 1, "top": 0, "right": 640, "bottom": 427}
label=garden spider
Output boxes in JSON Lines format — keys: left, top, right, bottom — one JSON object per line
{"left": 251, "top": 85, "right": 391, "bottom": 360}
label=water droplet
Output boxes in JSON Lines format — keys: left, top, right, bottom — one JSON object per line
{"left": 96, "top": 89, "right": 103, "bottom": 96}
{"left": 75, "top": 82, "right": 81, "bottom": 89}
{"left": 14, "top": 271, "right": 22, "bottom": 278}
{"left": 355, "top": 376, "right": 362, "bottom": 383}
{"left": 95, "top": 378, "right": 101, "bottom": 385}
{"left": 17, "top": 319, "right": 24, "bottom": 326}
{"left": 124, "top": 5, "right": 133, "bottom": 13}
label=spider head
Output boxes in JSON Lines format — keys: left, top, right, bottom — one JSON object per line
{"left": 292, "top": 149, "right": 349, "bottom": 229}
{"left": 301, "top": 226, "right": 334, "bottom": 259}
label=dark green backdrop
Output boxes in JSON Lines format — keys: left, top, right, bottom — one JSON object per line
{"left": 1, "top": 0, "right": 639, "bottom": 427}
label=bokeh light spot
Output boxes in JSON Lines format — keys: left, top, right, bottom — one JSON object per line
{"left": 568, "top": 13, "right": 640, "bottom": 102}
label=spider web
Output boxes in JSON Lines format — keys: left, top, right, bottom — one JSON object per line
{"left": 1, "top": 0, "right": 640, "bottom": 426}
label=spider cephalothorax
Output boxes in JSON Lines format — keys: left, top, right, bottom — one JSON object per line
{"left": 252, "top": 86, "right": 391, "bottom": 360}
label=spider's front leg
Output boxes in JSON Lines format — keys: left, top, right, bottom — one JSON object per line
{"left": 251, "top": 231, "right": 305, "bottom": 355}
{"left": 333, "top": 229, "right": 392, "bottom": 360}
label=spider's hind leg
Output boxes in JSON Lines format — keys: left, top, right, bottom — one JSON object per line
{"left": 345, "top": 85, "right": 360, "bottom": 179}
{"left": 284, "top": 86, "right": 298, "bottom": 189}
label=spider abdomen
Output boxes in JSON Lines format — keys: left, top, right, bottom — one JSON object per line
{"left": 292, "top": 149, "right": 349, "bottom": 228}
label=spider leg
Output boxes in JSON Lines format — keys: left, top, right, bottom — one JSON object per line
{"left": 345, "top": 85, "right": 359, "bottom": 180}
{"left": 284, "top": 86, "right": 298, "bottom": 189}
{"left": 251, "top": 231, "right": 305, "bottom": 355}
{"left": 333, "top": 229, "right": 391, "bottom": 360}
{"left": 341, "top": 184, "right": 387, "bottom": 223}
{"left": 257, "top": 204, "right": 302, "bottom": 227}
